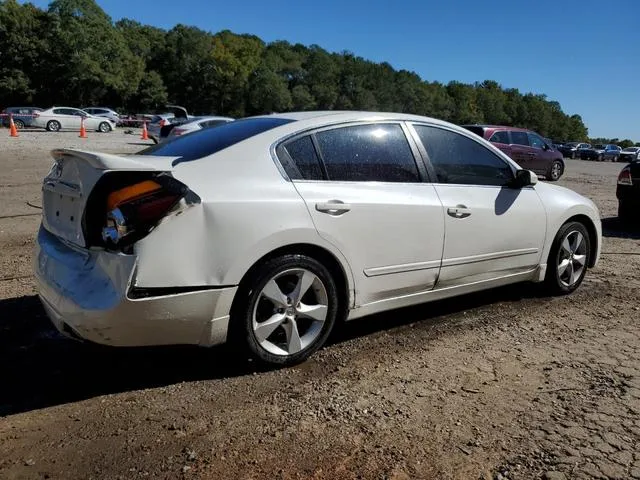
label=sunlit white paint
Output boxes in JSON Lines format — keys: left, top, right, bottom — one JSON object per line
{"left": 35, "top": 111, "right": 602, "bottom": 348}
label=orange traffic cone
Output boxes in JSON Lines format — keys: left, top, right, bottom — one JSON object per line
{"left": 9, "top": 115, "right": 19, "bottom": 137}
{"left": 141, "top": 121, "right": 149, "bottom": 140}
{"left": 79, "top": 117, "right": 87, "bottom": 138}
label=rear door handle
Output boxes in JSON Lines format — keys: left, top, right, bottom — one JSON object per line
{"left": 316, "top": 200, "right": 351, "bottom": 216}
{"left": 447, "top": 205, "right": 472, "bottom": 219}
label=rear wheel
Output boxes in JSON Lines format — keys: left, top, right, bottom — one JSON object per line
{"left": 544, "top": 221, "right": 590, "bottom": 295}
{"left": 547, "top": 160, "right": 564, "bottom": 181}
{"left": 231, "top": 255, "right": 339, "bottom": 366}
{"left": 46, "top": 120, "right": 61, "bottom": 132}
{"left": 13, "top": 119, "right": 25, "bottom": 129}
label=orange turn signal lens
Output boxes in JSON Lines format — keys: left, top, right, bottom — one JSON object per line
{"left": 106, "top": 180, "right": 162, "bottom": 211}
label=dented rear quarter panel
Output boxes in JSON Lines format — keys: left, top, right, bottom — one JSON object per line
{"left": 131, "top": 143, "right": 356, "bottom": 301}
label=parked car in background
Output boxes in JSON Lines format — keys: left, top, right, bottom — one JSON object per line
{"left": 147, "top": 114, "right": 175, "bottom": 143}
{"left": 163, "top": 116, "right": 234, "bottom": 141}
{"left": 557, "top": 142, "right": 591, "bottom": 159}
{"left": 619, "top": 147, "right": 640, "bottom": 163}
{"left": 579, "top": 144, "right": 620, "bottom": 161}
{"left": 603, "top": 144, "right": 622, "bottom": 162}
{"left": 1, "top": 106, "right": 43, "bottom": 129}
{"left": 32, "top": 107, "right": 116, "bottom": 132}
{"left": 34, "top": 111, "right": 601, "bottom": 366}
{"left": 617, "top": 159, "right": 640, "bottom": 222}
{"left": 83, "top": 107, "right": 120, "bottom": 125}
{"left": 147, "top": 105, "right": 196, "bottom": 143}
{"left": 462, "top": 124, "right": 565, "bottom": 181}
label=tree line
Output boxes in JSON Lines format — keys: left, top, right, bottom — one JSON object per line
{"left": 1, "top": 0, "right": 634, "bottom": 145}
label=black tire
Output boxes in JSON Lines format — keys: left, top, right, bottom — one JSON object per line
{"left": 98, "top": 122, "right": 111, "bottom": 133}
{"left": 544, "top": 221, "right": 591, "bottom": 295}
{"left": 547, "top": 160, "right": 564, "bottom": 181}
{"left": 612, "top": 155, "right": 619, "bottom": 163}
{"left": 571, "top": 152, "right": 576, "bottom": 159}
{"left": 230, "top": 254, "right": 339, "bottom": 366}
{"left": 46, "top": 120, "right": 61, "bottom": 132}
{"left": 13, "top": 119, "right": 25, "bottom": 129}
{"left": 597, "top": 154, "right": 603, "bottom": 161}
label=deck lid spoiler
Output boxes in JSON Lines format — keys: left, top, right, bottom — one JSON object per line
{"left": 51, "top": 149, "right": 178, "bottom": 171}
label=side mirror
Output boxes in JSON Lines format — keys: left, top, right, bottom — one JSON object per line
{"left": 512, "top": 169, "right": 538, "bottom": 188}
{"left": 543, "top": 143, "right": 550, "bottom": 151}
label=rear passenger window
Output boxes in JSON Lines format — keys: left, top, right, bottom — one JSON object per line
{"left": 511, "top": 131, "right": 529, "bottom": 146}
{"left": 414, "top": 125, "right": 513, "bottom": 186}
{"left": 281, "top": 135, "right": 324, "bottom": 180}
{"left": 315, "top": 124, "right": 420, "bottom": 183}
{"left": 489, "top": 131, "right": 510, "bottom": 144}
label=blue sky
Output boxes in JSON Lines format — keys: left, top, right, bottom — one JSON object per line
{"left": 25, "top": 0, "right": 640, "bottom": 140}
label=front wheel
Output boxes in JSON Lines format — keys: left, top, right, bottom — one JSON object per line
{"left": 231, "top": 254, "right": 339, "bottom": 366}
{"left": 544, "top": 221, "right": 590, "bottom": 295}
{"left": 98, "top": 122, "right": 111, "bottom": 133}
{"left": 547, "top": 160, "right": 564, "bottom": 181}
{"left": 598, "top": 154, "right": 603, "bottom": 161}
{"left": 571, "top": 152, "right": 576, "bottom": 159}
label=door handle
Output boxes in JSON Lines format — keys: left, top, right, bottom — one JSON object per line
{"left": 447, "top": 205, "right": 471, "bottom": 219}
{"left": 315, "top": 200, "right": 351, "bottom": 216}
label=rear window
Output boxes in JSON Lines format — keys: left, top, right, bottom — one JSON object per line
{"left": 489, "top": 131, "right": 510, "bottom": 144}
{"left": 140, "top": 117, "right": 294, "bottom": 163}
{"left": 462, "top": 126, "right": 486, "bottom": 138}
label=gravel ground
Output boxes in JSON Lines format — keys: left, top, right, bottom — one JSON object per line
{"left": 0, "top": 131, "right": 639, "bottom": 480}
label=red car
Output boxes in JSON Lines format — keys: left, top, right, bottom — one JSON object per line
{"left": 462, "top": 125, "right": 565, "bottom": 181}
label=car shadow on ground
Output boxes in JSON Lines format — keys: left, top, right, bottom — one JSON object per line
{"left": 601, "top": 216, "right": 640, "bottom": 240}
{"left": 0, "top": 284, "right": 544, "bottom": 417}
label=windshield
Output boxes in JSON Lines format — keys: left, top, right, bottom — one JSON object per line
{"left": 140, "top": 117, "right": 295, "bottom": 163}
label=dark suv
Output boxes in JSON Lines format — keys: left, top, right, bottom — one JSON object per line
{"left": 462, "top": 125, "right": 565, "bottom": 181}
{"left": 1, "top": 106, "right": 43, "bottom": 129}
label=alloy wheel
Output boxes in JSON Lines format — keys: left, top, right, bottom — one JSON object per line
{"left": 556, "top": 230, "right": 587, "bottom": 288}
{"left": 252, "top": 268, "right": 329, "bottom": 357}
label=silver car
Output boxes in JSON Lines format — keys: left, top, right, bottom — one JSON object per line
{"left": 164, "top": 116, "right": 234, "bottom": 141}
{"left": 83, "top": 107, "right": 120, "bottom": 125}
{"left": 35, "top": 111, "right": 601, "bottom": 367}
{"left": 32, "top": 107, "right": 115, "bottom": 132}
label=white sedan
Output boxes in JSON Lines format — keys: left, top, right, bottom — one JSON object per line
{"left": 34, "top": 111, "right": 601, "bottom": 366}
{"left": 32, "top": 107, "right": 116, "bottom": 132}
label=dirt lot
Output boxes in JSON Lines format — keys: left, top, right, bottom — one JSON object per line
{"left": 0, "top": 131, "right": 639, "bottom": 480}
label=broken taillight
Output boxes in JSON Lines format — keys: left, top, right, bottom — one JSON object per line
{"left": 618, "top": 167, "right": 633, "bottom": 186}
{"left": 100, "top": 175, "right": 187, "bottom": 249}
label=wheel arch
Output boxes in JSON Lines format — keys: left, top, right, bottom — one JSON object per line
{"left": 564, "top": 214, "right": 599, "bottom": 268}
{"left": 230, "top": 242, "right": 353, "bottom": 323}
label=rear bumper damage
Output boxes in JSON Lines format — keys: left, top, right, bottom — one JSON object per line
{"left": 34, "top": 226, "right": 236, "bottom": 347}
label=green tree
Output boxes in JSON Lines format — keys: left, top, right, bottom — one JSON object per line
{"left": 46, "top": 0, "right": 144, "bottom": 106}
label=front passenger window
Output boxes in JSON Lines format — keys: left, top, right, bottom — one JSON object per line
{"left": 413, "top": 125, "right": 514, "bottom": 186}
{"left": 529, "top": 134, "right": 546, "bottom": 149}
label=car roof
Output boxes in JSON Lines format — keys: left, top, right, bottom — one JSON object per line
{"left": 5, "top": 106, "right": 42, "bottom": 110}
{"left": 461, "top": 124, "right": 532, "bottom": 133}
{"left": 193, "top": 116, "right": 234, "bottom": 123}
{"left": 256, "top": 110, "right": 473, "bottom": 125}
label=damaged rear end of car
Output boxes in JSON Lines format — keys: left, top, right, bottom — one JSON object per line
{"left": 35, "top": 149, "right": 235, "bottom": 347}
